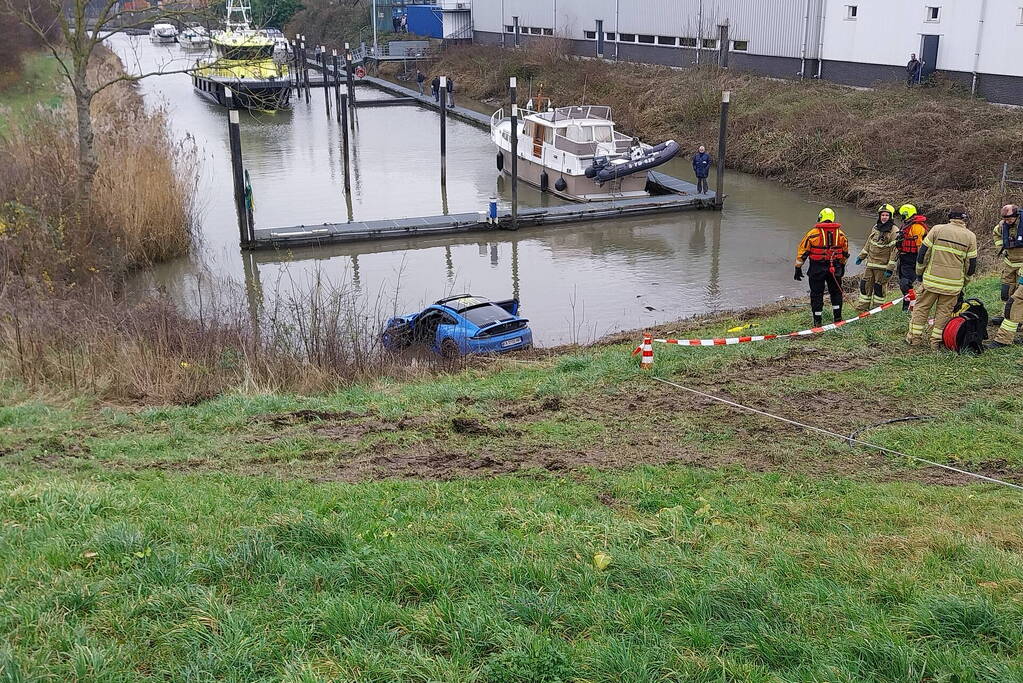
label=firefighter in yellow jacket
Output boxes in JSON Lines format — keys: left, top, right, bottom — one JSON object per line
{"left": 795, "top": 208, "right": 850, "bottom": 327}
{"left": 906, "top": 206, "right": 978, "bottom": 349}
{"left": 854, "top": 204, "right": 899, "bottom": 311}
{"left": 991, "top": 204, "right": 1023, "bottom": 326}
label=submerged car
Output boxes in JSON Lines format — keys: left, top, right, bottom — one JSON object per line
{"left": 383, "top": 295, "right": 533, "bottom": 357}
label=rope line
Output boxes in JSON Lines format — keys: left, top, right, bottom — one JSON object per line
{"left": 650, "top": 376, "right": 1023, "bottom": 492}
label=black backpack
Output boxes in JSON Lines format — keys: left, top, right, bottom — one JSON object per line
{"left": 941, "top": 298, "right": 988, "bottom": 354}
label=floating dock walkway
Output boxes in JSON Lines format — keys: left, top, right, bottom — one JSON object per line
{"left": 248, "top": 61, "right": 718, "bottom": 250}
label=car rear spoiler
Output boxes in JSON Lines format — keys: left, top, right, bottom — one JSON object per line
{"left": 493, "top": 298, "right": 520, "bottom": 316}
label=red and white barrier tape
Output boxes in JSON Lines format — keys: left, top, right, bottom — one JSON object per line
{"left": 634, "top": 291, "right": 913, "bottom": 352}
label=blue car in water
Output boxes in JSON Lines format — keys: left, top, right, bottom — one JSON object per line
{"left": 382, "top": 294, "right": 533, "bottom": 357}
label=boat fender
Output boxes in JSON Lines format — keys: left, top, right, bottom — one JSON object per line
{"left": 540, "top": 171, "right": 549, "bottom": 192}
{"left": 555, "top": 177, "right": 568, "bottom": 192}
{"left": 496, "top": 152, "right": 504, "bottom": 172}
{"left": 584, "top": 165, "right": 597, "bottom": 179}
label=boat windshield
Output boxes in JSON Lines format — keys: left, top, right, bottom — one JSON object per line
{"left": 217, "top": 44, "right": 275, "bottom": 61}
{"left": 564, "top": 124, "right": 614, "bottom": 143}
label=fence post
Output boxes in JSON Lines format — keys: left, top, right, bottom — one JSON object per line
{"left": 715, "top": 90, "right": 730, "bottom": 209}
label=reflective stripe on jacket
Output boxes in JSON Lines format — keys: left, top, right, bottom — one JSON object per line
{"left": 858, "top": 222, "right": 899, "bottom": 270}
{"left": 796, "top": 222, "right": 850, "bottom": 268}
{"left": 993, "top": 221, "right": 1023, "bottom": 269}
{"left": 918, "top": 220, "right": 978, "bottom": 295}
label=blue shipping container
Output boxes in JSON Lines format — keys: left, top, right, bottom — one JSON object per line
{"left": 406, "top": 5, "right": 441, "bottom": 38}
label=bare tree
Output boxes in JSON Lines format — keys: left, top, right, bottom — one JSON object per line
{"left": 1, "top": 0, "right": 212, "bottom": 199}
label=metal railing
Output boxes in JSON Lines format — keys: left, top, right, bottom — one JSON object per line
{"left": 1002, "top": 163, "right": 1023, "bottom": 194}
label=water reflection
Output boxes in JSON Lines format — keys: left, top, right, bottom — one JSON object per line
{"left": 112, "top": 34, "right": 873, "bottom": 346}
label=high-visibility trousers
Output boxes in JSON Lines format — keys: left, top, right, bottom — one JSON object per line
{"left": 994, "top": 285, "right": 1023, "bottom": 345}
{"left": 1000, "top": 264, "right": 1021, "bottom": 301}
{"left": 857, "top": 267, "right": 889, "bottom": 312}
{"left": 907, "top": 287, "right": 959, "bottom": 348}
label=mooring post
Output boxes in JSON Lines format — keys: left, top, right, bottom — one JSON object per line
{"left": 332, "top": 50, "right": 342, "bottom": 123}
{"left": 509, "top": 76, "right": 519, "bottom": 230}
{"left": 320, "top": 45, "right": 331, "bottom": 118}
{"left": 340, "top": 93, "right": 351, "bottom": 192}
{"left": 345, "top": 43, "right": 357, "bottom": 111}
{"left": 439, "top": 76, "right": 448, "bottom": 187}
{"left": 715, "top": 90, "right": 730, "bottom": 209}
{"left": 300, "top": 38, "right": 310, "bottom": 100}
{"left": 291, "top": 39, "right": 301, "bottom": 100}
{"left": 225, "top": 90, "right": 252, "bottom": 247}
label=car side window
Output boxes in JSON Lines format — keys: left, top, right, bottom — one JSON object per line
{"left": 442, "top": 315, "right": 458, "bottom": 325}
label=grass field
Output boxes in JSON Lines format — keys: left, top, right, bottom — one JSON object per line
{"left": 2, "top": 278, "right": 1023, "bottom": 680}
{"left": 0, "top": 51, "right": 63, "bottom": 136}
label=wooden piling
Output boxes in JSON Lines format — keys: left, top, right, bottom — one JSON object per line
{"left": 715, "top": 90, "right": 730, "bottom": 210}
{"left": 344, "top": 43, "right": 357, "bottom": 110}
{"left": 332, "top": 50, "right": 342, "bottom": 123}
{"left": 225, "top": 90, "right": 252, "bottom": 246}
{"left": 291, "top": 40, "right": 301, "bottom": 100}
{"left": 320, "top": 46, "right": 331, "bottom": 118}
{"left": 340, "top": 93, "right": 351, "bottom": 192}
{"left": 439, "top": 76, "right": 448, "bottom": 187}
{"left": 509, "top": 77, "right": 518, "bottom": 231}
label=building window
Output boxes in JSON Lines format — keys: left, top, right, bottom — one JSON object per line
{"left": 657, "top": 36, "right": 677, "bottom": 45}
{"left": 505, "top": 25, "right": 514, "bottom": 32}
{"left": 702, "top": 38, "right": 718, "bottom": 49}
{"left": 530, "top": 27, "right": 541, "bottom": 34}
{"left": 605, "top": 32, "right": 616, "bottom": 41}
{"left": 638, "top": 34, "right": 655, "bottom": 44}
{"left": 1019, "top": 7, "right": 1023, "bottom": 25}
{"left": 679, "top": 37, "right": 697, "bottom": 48}
{"left": 584, "top": 30, "right": 596, "bottom": 39}
{"left": 845, "top": 5, "right": 857, "bottom": 20}
{"left": 731, "top": 40, "right": 749, "bottom": 51}
{"left": 925, "top": 6, "right": 940, "bottom": 22}
{"left": 542, "top": 28, "right": 553, "bottom": 35}
{"left": 619, "top": 33, "right": 636, "bottom": 42}
{"left": 519, "top": 26, "right": 529, "bottom": 33}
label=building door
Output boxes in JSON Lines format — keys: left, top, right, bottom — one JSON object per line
{"left": 920, "top": 35, "right": 939, "bottom": 79}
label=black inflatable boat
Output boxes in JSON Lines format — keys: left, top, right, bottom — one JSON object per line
{"left": 585, "top": 140, "right": 681, "bottom": 184}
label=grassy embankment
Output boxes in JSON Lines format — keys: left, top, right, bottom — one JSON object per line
{"left": 426, "top": 43, "right": 1023, "bottom": 253}
{"left": 0, "top": 51, "right": 63, "bottom": 136}
{"left": 2, "top": 277, "right": 1022, "bottom": 680}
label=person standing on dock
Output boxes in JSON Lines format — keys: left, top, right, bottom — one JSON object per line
{"left": 416, "top": 69, "right": 426, "bottom": 96}
{"left": 906, "top": 206, "right": 978, "bottom": 349}
{"left": 431, "top": 75, "right": 440, "bottom": 102}
{"left": 692, "top": 145, "right": 711, "bottom": 195}
{"left": 446, "top": 76, "right": 455, "bottom": 107}
{"left": 794, "top": 208, "right": 850, "bottom": 328}
{"left": 896, "top": 204, "right": 929, "bottom": 311}
{"left": 854, "top": 204, "right": 899, "bottom": 312}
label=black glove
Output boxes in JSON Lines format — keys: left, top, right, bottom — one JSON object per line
{"left": 794, "top": 266, "right": 803, "bottom": 281}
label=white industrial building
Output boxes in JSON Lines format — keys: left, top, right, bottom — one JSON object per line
{"left": 465, "top": 0, "right": 1023, "bottom": 104}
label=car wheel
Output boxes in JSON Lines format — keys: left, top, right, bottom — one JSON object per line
{"left": 440, "top": 338, "right": 460, "bottom": 359}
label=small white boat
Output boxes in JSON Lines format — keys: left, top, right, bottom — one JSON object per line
{"left": 149, "top": 23, "right": 179, "bottom": 43}
{"left": 490, "top": 104, "right": 679, "bottom": 202}
{"left": 178, "top": 26, "right": 210, "bottom": 50}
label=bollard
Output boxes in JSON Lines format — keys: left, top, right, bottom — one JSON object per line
{"left": 225, "top": 90, "right": 252, "bottom": 246}
{"left": 715, "top": 90, "right": 730, "bottom": 209}
{"left": 340, "top": 93, "right": 351, "bottom": 192}
{"left": 321, "top": 46, "right": 331, "bottom": 118}
{"left": 640, "top": 333, "right": 654, "bottom": 370}
{"left": 439, "top": 76, "right": 447, "bottom": 187}
{"left": 509, "top": 77, "right": 518, "bottom": 231}
{"left": 332, "top": 50, "right": 341, "bottom": 123}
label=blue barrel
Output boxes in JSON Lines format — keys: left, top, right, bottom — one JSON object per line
{"left": 489, "top": 197, "right": 498, "bottom": 221}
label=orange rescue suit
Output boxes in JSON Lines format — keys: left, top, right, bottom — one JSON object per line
{"left": 795, "top": 222, "right": 850, "bottom": 272}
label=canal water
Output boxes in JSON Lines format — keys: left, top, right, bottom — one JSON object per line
{"left": 113, "top": 34, "right": 872, "bottom": 346}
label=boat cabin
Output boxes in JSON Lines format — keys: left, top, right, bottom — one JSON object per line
{"left": 517, "top": 106, "right": 634, "bottom": 175}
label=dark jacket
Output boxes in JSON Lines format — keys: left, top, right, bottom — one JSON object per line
{"left": 431, "top": 76, "right": 440, "bottom": 91}
{"left": 446, "top": 78, "right": 454, "bottom": 92}
{"left": 692, "top": 152, "right": 711, "bottom": 179}
{"left": 416, "top": 71, "right": 425, "bottom": 83}
{"left": 907, "top": 58, "right": 922, "bottom": 75}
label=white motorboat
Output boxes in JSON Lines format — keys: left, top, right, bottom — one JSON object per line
{"left": 490, "top": 104, "right": 679, "bottom": 202}
{"left": 178, "top": 26, "right": 210, "bottom": 50}
{"left": 149, "top": 23, "right": 179, "bottom": 44}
